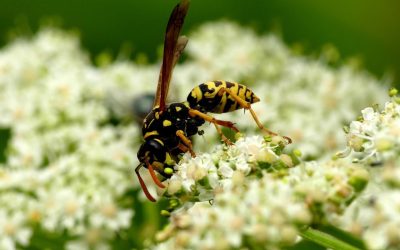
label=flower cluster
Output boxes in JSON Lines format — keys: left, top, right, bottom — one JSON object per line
{"left": 155, "top": 177, "right": 311, "bottom": 250}
{"left": 339, "top": 190, "right": 400, "bottom": 250}
{"left": 153, "top": 135, "right": 369, "bottom": 249}
{"left": 334, "top": 94, "right": 400, "bottom": 249}
{"left": 338, "top": 92, "right": 400, "bottom": 165}
{"left": 0, "top": 28, "right": 137, "bottom": 249}
{"left": 161, "top": 135, "right": 296, "bottom": 204}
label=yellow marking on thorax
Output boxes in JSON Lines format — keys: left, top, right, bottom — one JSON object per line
{"left": 163, "top": 120, "right": 172, "bottom": 127}
{"left": 175, "top": 106, "right": 182, "bottom": 111}
{"left": 183, "top": 101, "right": 190, "bottom": 108}
{"left": 154, "top": 138, "right": 164, "bottom": 146}
{"left": 144, "top": 131, "right": 159, "bottom": 139}
{"left": 155, "top": 112, "right": 160, "bottom": 119}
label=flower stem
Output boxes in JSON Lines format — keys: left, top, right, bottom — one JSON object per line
{"left": 299, "top": 227, "right": 360, "bottom": 250}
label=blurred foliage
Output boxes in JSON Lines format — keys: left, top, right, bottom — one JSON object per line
{"left": 0, "top": 128, "right": 11, "bottom": 163}
{"left": 0, "top": 0, "right": 399, "bottom": 86}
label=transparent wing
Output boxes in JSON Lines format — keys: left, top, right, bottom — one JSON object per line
{"left": 154, "top": 0, "right": 189, "bottom": 111}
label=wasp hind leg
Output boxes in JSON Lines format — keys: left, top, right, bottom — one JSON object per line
{"left": 188, "top": 109, "right": 237, "bottom": 145}
{"left": 218, "top": 88, "right": 292, "bottom": 144}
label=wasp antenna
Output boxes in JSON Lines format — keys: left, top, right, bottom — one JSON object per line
{"left": 146, "top": 161, "right": 166, "bottom": 188}
{"left": 135, "top": 164, "right": 156, "bottom": 202}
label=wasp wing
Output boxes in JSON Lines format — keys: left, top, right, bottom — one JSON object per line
{"left": 154, "top": 0, "right": 189, "bottom": 111}
{"left": 155, "top": 36, "right": 188, "bottom": 109}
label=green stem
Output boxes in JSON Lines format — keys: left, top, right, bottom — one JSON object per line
{"left": 299, "top": 227, "right": 360, "bottom": 250}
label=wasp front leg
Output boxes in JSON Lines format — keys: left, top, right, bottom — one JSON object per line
{"left": 135, "top": 164, "right": 157, "bottom": 202}
{"left": 177, "top": 142, "right": 190, "bottom": 153}
{"left": 176, "top": 130, "right": 196, "bottom": 157}
{"left": 218, "top": 88, "right": 292, "bottom": 144}
{"left": 188, "top": 109, "right": 237, "bottom": 145}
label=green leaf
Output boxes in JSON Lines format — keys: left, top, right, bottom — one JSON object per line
{"left": 318, "top": 224, "right": 367, "bottom": 249}
{"left": 284, "top": 239, "right": 325, "bottom": 250}
{"left": 299, "top": 227, "right": 361, "bottom": 250}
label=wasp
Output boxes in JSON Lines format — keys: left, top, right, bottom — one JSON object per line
{"left": 136, "top": 0, "right": 291, "bottom": 202}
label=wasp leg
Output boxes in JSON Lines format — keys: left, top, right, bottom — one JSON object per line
{"left": 176, "top": 130, "right": 196, "bottom": 157}
{"left": 177, "top": 143, "right": 190, "bottom": 153}
{"left": 145, "top": 160, "right": 166, "bottom": 188}
{"left": 213, "top": 119, "right": 239, "bottom": 132}
{"left": 188, "top": 109, "right": 234, "bottom": 145}
{"left": 135, "top": 164, "right": 156, "bottom": 202}
{"left": 218, "top": 88, "right": 292, "bottom": 144}
{"left": 188, "top": 109, "right": 239, "bottom": 132}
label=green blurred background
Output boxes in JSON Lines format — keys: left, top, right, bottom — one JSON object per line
{"left": 0, "top": 0, "right": 399, "bottom": 85}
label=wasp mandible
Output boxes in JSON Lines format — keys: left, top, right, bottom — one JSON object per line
{"left": 136, "top": 0, "right": 291, "bottom": 202}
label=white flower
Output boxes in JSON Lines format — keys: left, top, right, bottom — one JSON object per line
{"left": 342, "top": 97, "right": 400, "bottom": 164}
{"left": 218, "top": 162, "right": 234, "bottom": 178}
{"left": 334, "top": 94, "right": 400, "bottom": 250}
{"left": 0, "top": 210, "right": 32, "bottom": 250}
{"left": 66, "top": 228, "right": 111, "bottom": 250}
{"left": 155, "top": 136, "right": 367, "bottom": 249}
{"left": 338, "top": 190, "right": 400, "bottom": 250}
{"left": 88, "top": 194, "right": 133, "bottom": 231}
{"left": 165, "top": 136, "right": 293, "bottom": 203}
{"left": 0, "top": 28, "right": 138, "bottom": 248}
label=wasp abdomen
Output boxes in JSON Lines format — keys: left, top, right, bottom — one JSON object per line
{"left": 187, "top": 81, "right": 260, "bottom": 114}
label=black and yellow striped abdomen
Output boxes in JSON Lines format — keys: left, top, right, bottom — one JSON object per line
{"left": 187, "top": 81, "right": 260, "bottom": 113}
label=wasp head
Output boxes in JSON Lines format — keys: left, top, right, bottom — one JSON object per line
{"left": 137, "top": 138, "right": 175, "bottom": 177}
